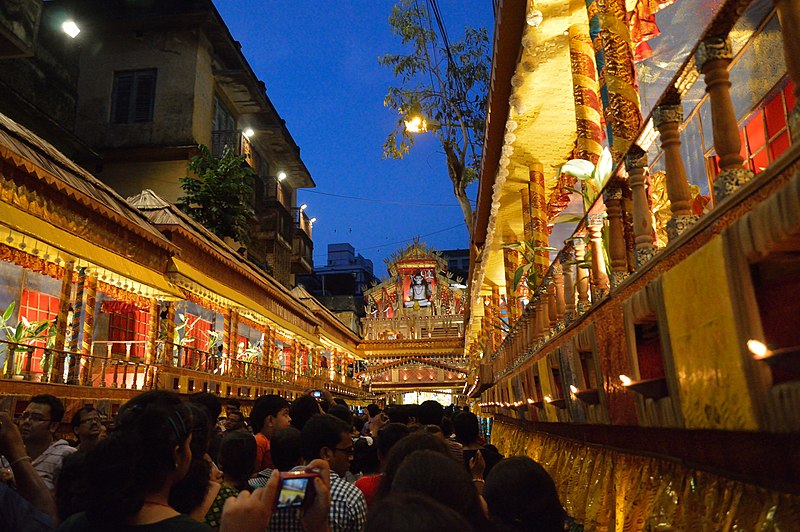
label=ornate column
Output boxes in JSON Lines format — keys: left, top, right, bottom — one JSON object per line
{"left": 572, "top": 236, "right": 590, "bottom": 313}
{"left": 568, "top": 18, "right": 604, "bottom": 164}
{"left": 603, "top": 183, "right": 629, "bottom": 288}
{"left": 52, "top": 261, "right": 74, "bottom": 383}
{"left": 561, "top": 249, "right": 577, "bottom": 324}
{"left": 653, "top": 104, "right": 699, "bottom": 240}
{"left": 547, "top": 280, "right": 558, "bottom": 332}
{"left": 553, "top": 259, "right": 566, "bottom": 328}
{"left": 503, "top": 247, "right": 521, "bottom": 322}
{"left": 164, "top": 303, "right": 176, "bottom": 368}
{"left": 625, "top": 149, "right": 656, "bottom": 267}
{"left": 587, "top": 214, "right": 610, "bottom": 302}
{"left": 144, "top": 300, "right": 159, "bottom": 389}
{"left": 775, "top": 0, "right": 800, "bottom": 138}
{"left": 491, "top": 286, "right": 502, "bottom": 352}
{"left": 696, "top": 37, "right": 754, "bottom": 200}
{"left": 80, "top": 272, "right": 98, "bottom": 384}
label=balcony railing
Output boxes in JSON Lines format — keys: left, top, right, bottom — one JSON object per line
{"left": 0, "top": 339, "right": 363, "bottom": 397}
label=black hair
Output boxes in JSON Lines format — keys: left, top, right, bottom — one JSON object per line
{"left": 366, "top": 404, "right": 380, "bottom": 418}
{"left": 289, "top": 395, "right": 321, "bottom": 431}
{"left": 189, "top": 392, "right": 222, "bottom": 421}
{"left": 391, "top": 450, "right": 491, "bottom": 528}
{"left": 83, "top": 391, "right": 192, "bottom": 524}
{"left": 271, "top": 427, "right": 303, "bottom": 471}
{"left": 452, "top": 411, "right": 480, "bottom": 444}
{"left": 484, "top": 456, "right": 566, "bottom": 532}
{"left": 227, "top": 410, "right": 244, "bottom": 422}
{"left": 31, "top": 394, "right": 65, "bottom": 423}
{"left": 169, "top": 402, "right": 212, "bottom": 514}
{"left": 251, "top": 394, "right": 289, "bottom": 434}
{"left": 301, "top": 414, "right": 351, "bottom": 463}
{"left": 376, "top": 423, "right": 411, "bottom": 459}
{"left": 328, "top": 404, "right": 353, "bottom": 427}
{"left": 333, "top": 398, "right": 348, "bottom": 407}
{"left": 226, "top": 399, "right": 241, "bottom": 409}
{"left": 353, "top": 416, "right": 366, "bottom": 433}
{"left": 71, "top": 406, "right": 96, "bottom": 429}
{"left": 218, "top": 432, "right": 256, "bottom": 488}
{"left": 375, "top": 431, "right": 453, "bottom": 501}
{"left": 365, "top": 492, "right": 475, "bottom": 532}
{"left": 418, "top": 400, "right": 444, "bottom": 427}
{"left": 441, "top": 416, "right": 454, "bottom": 438}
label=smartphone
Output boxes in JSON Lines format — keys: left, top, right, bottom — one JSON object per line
{"left": 276, "top": 471, "right": 319, "bottom": 509}
{"left": 311, "top": 390, "right": 323, "bottom": 399}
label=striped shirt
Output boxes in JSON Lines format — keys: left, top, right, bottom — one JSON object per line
{"left": 1, "top": 439, "right": 77, "bottom": 491}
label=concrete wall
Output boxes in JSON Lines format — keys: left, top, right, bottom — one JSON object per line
{"left": 75, "top": 27, "right": 201, "bottom": 148}
{"left": 101, "top": 159, "right": 188, "bottom": 202}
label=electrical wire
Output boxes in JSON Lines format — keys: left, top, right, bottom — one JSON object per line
{"left": 301, "top": 188, "right": 476, "bottom": 207}
{"left": 311, "top": 222, "right": 465, "bottom": 258}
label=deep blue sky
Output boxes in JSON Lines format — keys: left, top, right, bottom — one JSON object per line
{"left": 213, "top": 1, "right": 494, "bottom": 278}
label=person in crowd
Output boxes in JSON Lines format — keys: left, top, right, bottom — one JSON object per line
{"left": 484, "top": 456, "right": 567, "bottom": 532}
{"left": 418, "top": 400, "right": 463, "bottom": 462}
{"left": 250, "top": 395, "right": 291, "bottom": 471}
{"left": 373, "top": 431, "right": 454, "bottom": 503}
{"left": 224, "top": 399, "right": 240, "bottom": 419}
{"left": 57, "top": 390, "right": 207, "bottom": 531}
{"left": 223, "top": 411, "right": 246, "bottom": 434}
{"left": 388, "top": 450, "right": 491, "bottom": 528}
{"left": 290, "top": 394, "right": 323, "bottom": 432}
{"left": 453, "top": 411, "right": 502, "bottom": 478}
{"left": 169, "top": 402, "right": 220, "bottom": 521}
{"left": 249, "top": 427, "right": 303, "bottom": 490}
{"left": 364, "top": 492, "right": 474, "bottom": 532}
{"left": 361, "top": 404, "right": 380, "bottom": 436}
{"left": 70, "top": 407, "right": 102, "bottom": 453}
{"left": 0, "top": 411, "right": 58, "bottom": 530}
{"left": 190, "top": 392, "right": 223, "bottom": 460}
{"left": 204, "top": 432, "right": 256, "bottom": 530}
{"left": 355, "top": 422, "right": 410, "bottom": 507}
{"left": 268, "top": 414, "right": 366, "bottom": 531}
{"left": 0, "top": 394, "right": 76, "bottom": 492}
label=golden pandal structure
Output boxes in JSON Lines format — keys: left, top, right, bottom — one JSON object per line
{"left": 467, "top": 0, "right": 800, "bottom": 528}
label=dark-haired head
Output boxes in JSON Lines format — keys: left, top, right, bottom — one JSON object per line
{"left": 271, "top": 427, "right": 303, "bottom": 471}
{"left": 328, "top": 404, "right": 353, "bottom": 427}
{"left": 169, "top": 402, "right": 212, "bottom": 514}
{"left": 484, "top": 456, "right": 566, "bottom": 532}
{"left": 376, "top": 423, "right": 410, "bottom": 461}
{"left": 366, "top": 404, "right": 380, "bottom": 418}
{"left": 251, "top": 394, "right": 290, "bottom": 437}
{"left": 375, "top": 431, "right": 453, "bottom": 501}
{"left": 189, "top": 392, "right": 222, "bottom": 422}
{"left": 290, "top": 394, "right": 321, "bottom": 431}
{"left": 301, "top": 414, "right": 352, "bottom": 477}
{"left": 418, "top": 400, "right": 444, "bottom": 427}
{"left": 390, "top": 450, "right": 490, "bottom": 528}
{"left": 218, "top": 432, "right": 256, "bottom": 489}
{"left": 83, "top": 391, "right": 192, "bottom": 523}
{"left": 452, "top": 411, "right": 480, "bottom": 444}
{"left": 366, "top": 492, "right": 475, "bottom": 532}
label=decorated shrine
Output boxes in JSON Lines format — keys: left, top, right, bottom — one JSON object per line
{"left": 358, "top": 240, "right": 468, "bottom": 396}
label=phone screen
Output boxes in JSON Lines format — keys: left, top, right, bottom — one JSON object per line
{"left": 276, "top": 477, "right": 311, "bottom": 509}
{"left": 312, "top": 390, "right": 323, "bottom": 398}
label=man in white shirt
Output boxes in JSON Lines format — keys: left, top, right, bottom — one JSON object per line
{"left": 1, "top": 394, "right": 76, "bottom": 491}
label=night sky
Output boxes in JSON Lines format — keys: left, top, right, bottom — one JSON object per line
{"left": 213, "top": 1, "right": 494, "bottom": 278}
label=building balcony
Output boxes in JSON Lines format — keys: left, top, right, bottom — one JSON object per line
{"left": 211, "top": 129, "right": 253, "bottom": 168}
{"left": 0, "top": 339, "right": 364, "bottom": 400}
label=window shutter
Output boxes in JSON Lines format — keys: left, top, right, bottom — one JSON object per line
{"left": 112, "top": 73, "right": 134, "bottom": 124}
{"left": 133, "top": 71, "right": 156, "bottom": 123}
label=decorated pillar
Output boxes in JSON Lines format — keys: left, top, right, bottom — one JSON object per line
{"left": 222, "top": 308, "right": 232, "bottom": 357}
{"left": 491, "top": 287, "right": 502, "bottom": 352}
{"left": 144, "top": 300, "right": 159, "bottom": 389}
{"left": 561, "top": 249, "right": 577, "bottom": 324}
{"left": 572, "top": 236, "right": 591, "bottom": 313}
{"left": 587, "top": 213, "right": 610, "bottom": 301}
{"left": 52, "top": 261, "right": 74, "bottom": 383}
{"left": 553, "top": 259, "right": 566, "bottom": 326}
{"left": 587, "top": 0, "right": 642, "bottom": 160}
{"left": 67, "top": 267, "right": 87, "bottom": 383}
{"left": 568, "top": 16, "right": 604, "bottom": 164}
{"left": 261, "top": 325, "right": 270, "bottom": 368}
{"left": 164, "top": 303, "right": 176, "bottom": 368}
{"left": 79, "top": 271, "right": 98, "bottom": 384}
{"left": 625, "top": 149, "right": 656, "bottom": 266}
{"left": 503, "top": 247, "right": 521, "bottom": 322}
{"left": 696, "top": 37, "right": 754, "bottom": 200}
{"left": 230, "top": 310, "right": 240, "bottom": 359}
{"left": 775, "top": 0, "right": 800, "bottom": 138}
{"left": 529, "top": 163, "right": 550, "bottom": 280}
{"left": 653, "top": 104, "right": 699, "bottom": 240}
{"left": 547, "top": 280, "right": 558, "bottom": 332}
{"left": 603, "top": 183, "right": 629, "bottom": 287}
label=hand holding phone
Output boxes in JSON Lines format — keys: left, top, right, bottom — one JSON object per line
{"left": 276, "top": 471, "right": 320, "bottom": 509}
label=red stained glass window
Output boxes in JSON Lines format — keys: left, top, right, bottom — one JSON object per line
{"left": 20, "top": 289, "right": 59, "bottom": 324}
{"left": 740, "top": 78, "right": 793, "bottom": 174}
{"left": 108, "top": 305, "right": 149, "bottom": 357}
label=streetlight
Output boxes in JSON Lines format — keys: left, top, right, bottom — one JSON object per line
{"left": 299, "top": 203, "right": 308, "bottom": 211}
{"left": 243, "top": 128, "right": 254, "bottom": 138}
{"left": 277, "top": 171, "right": 287, "bottom": 181}
{"left": 62, "top": 20, "right": 80, "bottom": 38}
{"left": 403, "top": 115, "right": 442, "bottom": 134}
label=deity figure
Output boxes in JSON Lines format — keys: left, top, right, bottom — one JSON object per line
{"left": 405, "top": 270, "right": 432, "bottom": 307}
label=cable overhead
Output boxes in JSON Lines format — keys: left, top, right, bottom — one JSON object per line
{"left": 300, "top": 188, "right": 476, "bottom": 207}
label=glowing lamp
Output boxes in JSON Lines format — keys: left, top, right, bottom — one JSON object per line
{"left": 243, "top": 128, "right": 254, "bottom": 138}
{"left": 569, "top": 385, "right": 579, "bottom": 395}
{"left": 62, "top": 21, "right": 80, "bottom": 38}
{"left": 747, "top": 339, "right": 768, "bottom": 359}
{"left": 277, "top": 171, "right": 287, "bottom": 181}
{"left": 619, "top": 374, "right": 632, "bottom": 386}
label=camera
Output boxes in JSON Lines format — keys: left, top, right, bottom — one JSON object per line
{"left": 276, "top": 470, "right": 320, "bottom": 509}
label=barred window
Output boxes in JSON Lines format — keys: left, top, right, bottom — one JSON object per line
{"left": 111, "top": 69, "right": 157, "bottom": 124}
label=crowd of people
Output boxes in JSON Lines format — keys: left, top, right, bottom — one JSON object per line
{"left": 0, "top": 391, "right": 576, "bottom": 531}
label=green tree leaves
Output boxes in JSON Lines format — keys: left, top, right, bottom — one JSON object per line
{"left": 179, "top": 144, "right": 256, "bottom": 246}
